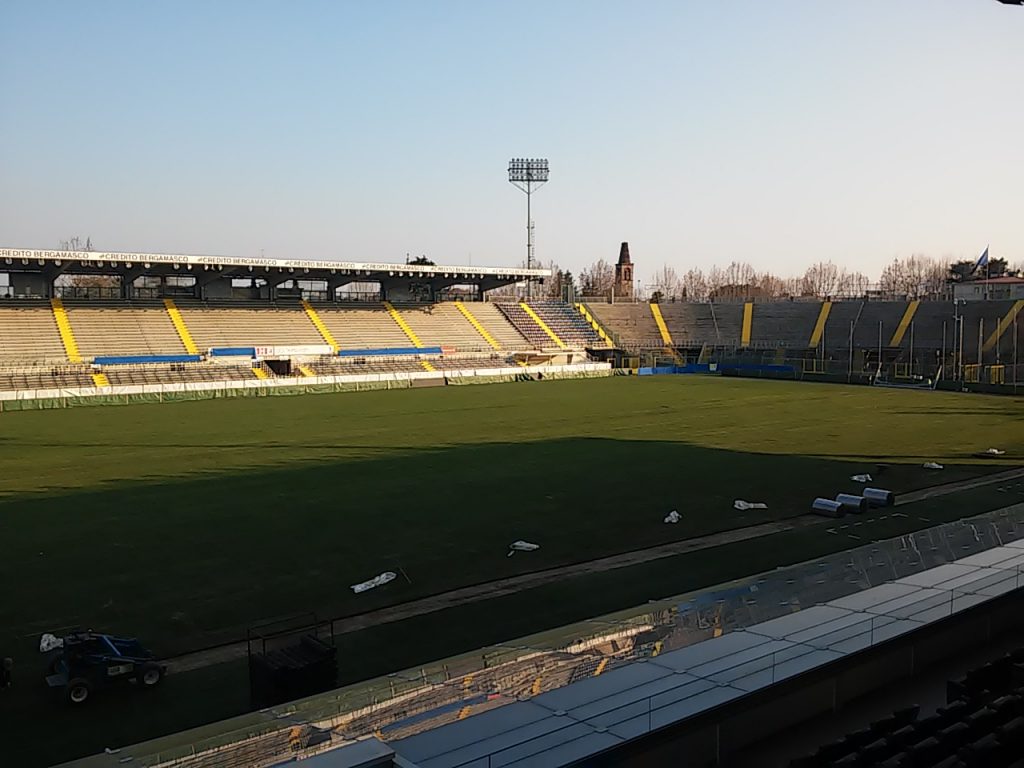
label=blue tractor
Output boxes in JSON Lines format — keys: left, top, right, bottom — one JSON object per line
{"left": 42, "top": 631, "right": 166, "bottom": 705}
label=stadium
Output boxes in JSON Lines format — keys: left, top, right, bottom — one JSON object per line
{"left": 0, "top": 243, "right": 1022, "bottom": 768}
{"left": 4, "top": 3, "right": 1024, "bottom": 765}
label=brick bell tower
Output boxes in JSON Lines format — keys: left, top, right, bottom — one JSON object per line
{"left": 614, "top": 242, "right": 634, "bottom": 298}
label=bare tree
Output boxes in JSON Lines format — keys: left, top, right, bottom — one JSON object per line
{"left": 903, "top": 255, "right": 930, "bottom": 297}
{"left": 681, "top": 269, "right": 709, "bottom": 301}
{"left": 580, "top": 258, "right": 616, "bottom": 297}
{"left": 878, "top": 258, "right": 907, "bottom": 296}
{"left": 534, "top": 259, "right": 567, "bottom": 299}
{"left": 706, "top": 265, "right": 726, "bottom": 296}
{"left": 753, "top": 271, "right": 788, "bottom": 298}
{"left": 722, "top": 261, "right": 757, "bottom": 288}
{"left": 877, "top": 255, "right": 948, "bottom": 298}
{"left": 924, "top": 256, "right": 950, "bottom": 296}
{"left": 801, "top": 261, "right": 841, "bottom": 298}
{"left": 650, "top": 264, "right": 683, "bottom": 301}
{"left": 58, "top": 236, "right": 93, "bottom": 252}
{"left": 838, "top": 271, "right": 871, "bottom": 297}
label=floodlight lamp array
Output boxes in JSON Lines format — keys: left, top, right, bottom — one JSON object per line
{"left": 508, "top": 158, "right": 549, "bottom": 183}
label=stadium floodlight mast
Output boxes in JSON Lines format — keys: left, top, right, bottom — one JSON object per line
{"left": 508, "top": 158, "right": 549, "bottom": 298}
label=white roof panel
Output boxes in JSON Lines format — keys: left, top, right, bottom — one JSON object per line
{"left": 826, "top": 618, "right": 919, "bottom": 653}
{"left": 897, "top": 563, "right": 977, "bottom": 587}
{"left": 728, "top": 647, "right": 844, "bottom": 692}
{"left": 744, "top": 605, "right": 853, "bottom": 639}
{"left": 956, "top": 547, "right": 1024, "bottom": 567}
{"left": 649, "top": 683, "right": 747, "bottom": 730}
{"left": 538, "top": 670, "right": 702, "bottom": 723}
{"left": 866, "top": 587, "right": 950, "bottom": 619}
{"left": 532, "top": 662, "right": 670, "bottom": 712}
{"left": 651, "top": 628, "right": 771, "bottom": 671}
{"left": 828, "top": 582, "right": 922, "bottom": 611}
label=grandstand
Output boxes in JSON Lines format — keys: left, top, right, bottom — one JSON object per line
{"left": 176, "top": 301, "right": 325, "bottom": 349}
{"left": 0, "top": 248, "right": 631, "bottom": 401}
{"left": 463, "top": 301, "right": 537, "bottom": 349}
{"left": 0, "top": 302, "right": 69, "bottom": 361}
{"left": 588, "top": 303, "right": 663, "bottom": 349}
{"left": 586, "top": 297, "right": 1024, "bottom": 386}
{"left": 518, "top": 299, "right": 608, "bottom": 348}
{"left": 63, "top": 301, "right": 188, "bottom": 358}
{"left": 3, "top": 247, "right": 1020, "bottom": 400}
{"left": 395, "top": 302, "right": 522, "bottom": 351}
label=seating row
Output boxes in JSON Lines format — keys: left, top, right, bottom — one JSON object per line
{"left": 790, "top": 647, "right": 1024, "bottom": 768}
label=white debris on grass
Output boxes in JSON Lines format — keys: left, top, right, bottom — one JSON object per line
{"left": 351, "top": 572, "right": 397, "bottom": 594}
{"left": 507, "top": 540, "right": 540, "bottom": 557}
{"left": 734, "top": 500, "right": 768, "bottom": 511}
{"left": 923, "top": 462, "right": 944, "bottom": 470}
{"left": 985, "top": 448, "right": 1006, "bottom": 455}
{"left": 851, "top": 474, "right": 872, "bottom": 483}
{"left": 664, "top": 510, "right": 681, "bottom": 524}
{"left": 39, "top": 633, "right": 64, "bottom": 653}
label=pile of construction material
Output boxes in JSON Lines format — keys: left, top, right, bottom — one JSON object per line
{"left": 812, "top": 487, "right": 894, "bottom": 519}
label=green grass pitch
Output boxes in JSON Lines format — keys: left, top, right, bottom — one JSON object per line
{"left": 1, "top": 376, "right": 1023, "bottom": 767}
{"left": 1, "top": 376, "right": 1021, "bottom": 659}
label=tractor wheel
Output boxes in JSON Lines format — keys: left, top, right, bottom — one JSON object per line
{"left": 137, "top": 663, "right": 163, "bottom": 688}
{"left": 66, "top": 678, "right": 91, "bottom": 705}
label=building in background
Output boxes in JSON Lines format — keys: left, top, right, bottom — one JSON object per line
{"left": 952, "top": 276, "right": 1024, "bottom": 302}
{"left": 614, "top": 242, "right": 634, "bottom": 299}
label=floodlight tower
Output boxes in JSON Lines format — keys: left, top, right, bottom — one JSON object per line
{"left": 508, "top": 158, "right": 549, "bottom": 298}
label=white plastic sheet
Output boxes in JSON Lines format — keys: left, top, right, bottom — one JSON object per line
{"left": 39, "top": 633, "right": 63, "bottom": 653}
{"left": 507, "top": 540, "right": 540, "bottom": 557}
{"left": 734, "top": 500, "right": 768, "bottom": 511}
{"left": 851, "top": 474, "right": 872, "bottom": 483}
{"left": 664, "top": 510, "right": 681, "bottom": 524}
{"left": 923, "top": 462, "right": 944, "bottom": 470}
{"left": 350, "top": 572, "right": 397, "bottom": 594}
{"left": 985, "top": 448, "right": 1006, "bottom": 455}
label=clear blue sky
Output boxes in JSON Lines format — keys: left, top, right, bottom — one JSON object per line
{"left": 2, "top": 1, "right": 1021, "bottom": 284}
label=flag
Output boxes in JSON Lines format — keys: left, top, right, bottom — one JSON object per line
{"left": 973, "top": 246, "right": 989, "bottom": 274}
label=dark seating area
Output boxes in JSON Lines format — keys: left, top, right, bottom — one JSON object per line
{"left": 527, "top": 300, "right": 605, "bottom": 347}
{"left": 0, "top": 366, "right": 95, "bottom": 391}
{"left": 495, "top": 302, "right": 558, "bottom": 348}
{"left": 790, "top": 648, "right": 1024, "bottom": 768}
{"left": 103, "top": 364, "right": 257, "bottom": 386}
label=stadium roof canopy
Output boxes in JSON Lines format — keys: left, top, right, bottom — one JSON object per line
{"left": 0, "top": 247, "right": 551, "bottom": 300}
{"left": 0, "top": 248, "right": 549, "bottom": 284}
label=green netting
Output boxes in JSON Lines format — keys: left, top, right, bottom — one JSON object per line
{"left": 446, "top": 373, "right": 522, "bottom": 386}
